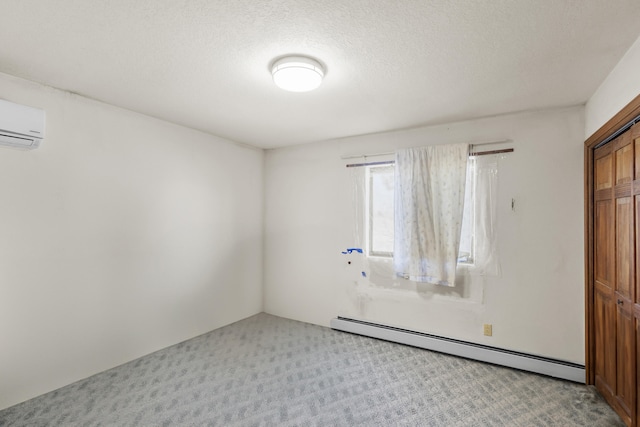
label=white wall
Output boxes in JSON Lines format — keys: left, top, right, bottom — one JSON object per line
{"left": 0, "top": 73, "right": 263, "bottom": 410}
{"left": 586, "top": 34, "right": 640, "bottom": 138}
{"left": 264, "top": 106, "right": 585, "bottom": 364}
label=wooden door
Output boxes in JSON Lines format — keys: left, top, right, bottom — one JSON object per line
{"left": 586, "top": 91, "right": 640, "bottom": 427}
{"left": 617, "top": 132, "right": 635, "bottom": 425}
{"left": 594, "top": 142, "right": 617, "bottom": 401}
{"left": 633, "top": 125, "right": 640, "bottom": 427}
{"left": 594, "top": 130, "right": 636, "bottom": 426}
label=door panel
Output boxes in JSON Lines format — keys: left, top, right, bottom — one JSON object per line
{"left": 595, "top": 145, "right": 616, "bottom": 402}
{"left": 617, "top": 300, "right": 634, "bottom": 424}
{"left": 617, "top": 197, "right": 633, "bottom": 299}
{"left": 616, "top": 191, "right": 634, "bottom": 425}
{"left": 595, "top": 282, "right": 616, "bottom": 397}
{"left": 594, "top": 136, "right": 637, "bottom": 426}
{"left": 591, "top": 115, "right": 640, "bottom": 426}
{"left": 597, "top": 154, "right": 613, "bottom": 191}
{"left": 636, "top": 195, "right": 640, "bottom": 306}
{"left": 596, "top": 199, "right": 614, "bottom": 287}
{"left": 618, "top": 143, "right": 634, "bottom": 185}
{"left": 636, "top": 314, "right": 640, "bottom": 425}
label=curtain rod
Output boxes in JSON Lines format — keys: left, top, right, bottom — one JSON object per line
{"left": 345, "top": 148, "right": 514, "bottom": 168}
{"left": 346, "top": 148, "right": 513, "bottom": 168}
{"left": 340, "top": 139, "right": 512, "bottom": 160}
{"left": 593, "top": 113, "right": 640, "bottom": 150}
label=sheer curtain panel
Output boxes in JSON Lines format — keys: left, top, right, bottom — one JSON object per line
{"left": 393, "top": 143, "right": 469, "bottom": 286}
{"left": 473, "top": 154, "right": 500, "bottom": 276}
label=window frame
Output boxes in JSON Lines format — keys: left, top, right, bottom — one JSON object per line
{"left": 364, "top": 159, "right": 477, "bottom": 265}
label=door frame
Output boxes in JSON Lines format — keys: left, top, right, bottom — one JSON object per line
{"left": 585, "top": 93, "right": 640, "bottom": 384}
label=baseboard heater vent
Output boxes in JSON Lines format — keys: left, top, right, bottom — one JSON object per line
{"left": 330, "top": 317, "right": 585, "bottom": 383}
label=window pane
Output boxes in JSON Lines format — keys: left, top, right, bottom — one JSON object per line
{"left": 369, "top": 165, "right": 394, "bottom": 255}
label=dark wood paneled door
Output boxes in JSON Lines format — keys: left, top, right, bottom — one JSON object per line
{"left": 594, "top": 142, "right": 616, "bottom": 400}
{"left": 594, "top": 130, "right": 637, "bottom": 426}
{"left": 633, "top": 125, "right": 640, "bottom": 427}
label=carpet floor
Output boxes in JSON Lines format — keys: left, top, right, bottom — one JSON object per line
{"left": 0, "top": 313, "right": 624, "bottom": 426}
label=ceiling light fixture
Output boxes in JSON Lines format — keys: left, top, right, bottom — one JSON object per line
{"left": 271, "top": 56, "right": 324, "bottom": 92}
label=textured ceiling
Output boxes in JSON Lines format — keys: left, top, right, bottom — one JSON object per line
{"left": 0, "top": 1, "right": 639, "bottom": 149}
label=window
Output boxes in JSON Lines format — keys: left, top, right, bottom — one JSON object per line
{"left": 366, "top": 165, "right": 394, "bottom": 257}
{"left": 365, "top": 159, "right": 477, "bottom": 265}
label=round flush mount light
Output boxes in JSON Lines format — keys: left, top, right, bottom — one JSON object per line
{"left": 271, "top": 56, "right": 324, "bottom": 92}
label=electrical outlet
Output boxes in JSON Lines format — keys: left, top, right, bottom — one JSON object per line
{"left": 483, "top": 324, "right": 493, "bottom": 336}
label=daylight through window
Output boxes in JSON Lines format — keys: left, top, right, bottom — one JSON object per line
{"left": 365, "top": 159, "right": 477, "bottom": 265}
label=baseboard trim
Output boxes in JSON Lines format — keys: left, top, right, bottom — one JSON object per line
{"left": 330, "top": 317, "right": 585, "bottom": 383}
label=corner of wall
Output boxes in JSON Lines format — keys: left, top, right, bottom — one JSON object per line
{"left": 585, "top": 34, "right": 640, "bottom": 139}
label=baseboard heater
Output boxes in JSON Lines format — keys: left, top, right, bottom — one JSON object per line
{"left": 330, "top": 317, "right": 585, "bottom": 383}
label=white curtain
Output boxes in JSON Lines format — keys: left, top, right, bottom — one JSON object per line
{"left": 393, "top": 143, "right": 469, "bottom": 286}
{"left": 473, "top": 154, "right": 500, "bottom": 276}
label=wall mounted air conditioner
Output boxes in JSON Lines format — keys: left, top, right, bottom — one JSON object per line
{"left": 0, "top": 99, "right": 46, "bottom": 150}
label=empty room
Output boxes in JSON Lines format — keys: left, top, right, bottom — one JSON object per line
{"left": 2, "top": 1, "right": 640, "bottom": 426}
